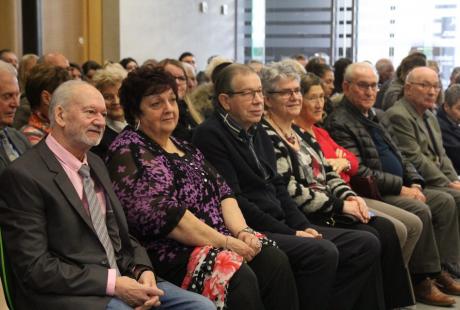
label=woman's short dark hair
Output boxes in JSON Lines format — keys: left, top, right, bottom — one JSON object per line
{"left": 82, "top": 60, "right": 102, "bottom": 76}
{"left": 333, "top": 58, "right": 352, "bottom": 93}
{"left": 305, "top": 62, "right": 333, "bottom": 79}
{"left": 119, "top": 66, "right": 177, "bottom": 126}
{"left": 25, "top": 64, "right": 72, "bottom": 111}
{"left": 179, "top": 52, "right": 194, "bottom": 61}
{"left": 300, "top": 73, "right": 322, "bottom": 96}
{"left": 119, "top": 57, "right": 138, "bottom": 70}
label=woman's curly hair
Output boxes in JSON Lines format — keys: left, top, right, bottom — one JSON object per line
{"left": 119, "top": 66, "right": 178, "bottom": 126}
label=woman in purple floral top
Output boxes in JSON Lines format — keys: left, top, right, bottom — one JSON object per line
{"left": 106, "top": 66, "right": 298, "bottom": 310}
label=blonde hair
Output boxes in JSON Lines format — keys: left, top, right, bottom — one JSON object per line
{"left": 92, "top": 63, "right": 127, "bottom": 91}
{"left": 18, "top": 54, "right": 39, "bottom": 92}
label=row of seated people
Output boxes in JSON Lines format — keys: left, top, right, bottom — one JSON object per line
{"left": 1, "top": 53, "right": 460, "bottom": 309}
{"left": 4, "top": 48, "right": 460, "bottom": 175}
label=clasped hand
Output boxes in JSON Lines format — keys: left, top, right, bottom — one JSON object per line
{"left": 227, "top": 234, "right": 261, "bottom": 262}
{"left": 115, "top": 271, "right": 164, "bottom": 309}
{"left": 343, "top": 196, "right": 370, "bottom": 223}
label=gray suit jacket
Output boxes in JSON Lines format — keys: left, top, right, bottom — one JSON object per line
{"left": 0, "top": 140, "right": 152, "bottom": 310}
{"left": 383, "top": 97, "right": 458, "bottom": 187}
{"left": 0, "top": 127, "right": 30, "bottom": 174}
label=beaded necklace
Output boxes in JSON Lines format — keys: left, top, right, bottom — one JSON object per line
{"left": 268, "top": 115, "right": 297, "bottom": 145}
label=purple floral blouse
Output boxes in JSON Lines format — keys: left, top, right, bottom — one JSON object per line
{"left": 106, "top": 127, "right": 233, "bottom": 281}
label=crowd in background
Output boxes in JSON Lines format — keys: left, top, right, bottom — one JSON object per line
{"left": 2, "top": 46, "right": 460, "bottom": 310}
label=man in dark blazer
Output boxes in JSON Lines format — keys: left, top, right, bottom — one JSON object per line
{"left": 0, "top": 60, "right": 30, "bottom": 174}
{"left": 193, "top": 63, "right": 385, "bottom": 310}
{"left": 0, "top": 80, "right": 215, "bottom": 310}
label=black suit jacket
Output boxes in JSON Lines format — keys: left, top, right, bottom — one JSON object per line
{"left": 0, "top": 140, "right": 152, "bottom": 310}
{"left": 193, "top": 112, "right": 310, "bottom": 235}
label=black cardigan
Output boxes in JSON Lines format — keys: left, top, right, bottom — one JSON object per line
{"left": 192, "top": 112, "right": 310, "bottom": 235}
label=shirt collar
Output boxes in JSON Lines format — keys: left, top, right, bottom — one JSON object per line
{"left": 106, "top": 118, "right": 127, "bottom": 133}
{"left": 46, "top": 133, "right": 88, "bottom": 172}
{"left": 215, "top": 105, "right": 258, "bottom": 142}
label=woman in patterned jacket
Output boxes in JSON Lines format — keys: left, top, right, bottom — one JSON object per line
{"left": 106, "top": 65, "right": 298, "bottom": 310}
{"left": 260, "top": 61, "right": 413, "bottom": 310}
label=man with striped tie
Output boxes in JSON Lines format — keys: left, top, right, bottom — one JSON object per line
{"left": 0, "top": 60, "right": 30, "bottom": 174}
{"left": 0, "top": 80, "right": 215, "bottom": 310}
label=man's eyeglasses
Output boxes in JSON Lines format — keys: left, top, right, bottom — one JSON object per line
{"left": 227, "top": 89, "right": 264, "bottom": 101}
{"left": 349, "top": 81, "right": 379, "bottom": 92}
{"left": 267, "top": 88, "right": 302, "bottom": 99}
{"left": 409, "top": 82, "right": 441, "bottom": 91}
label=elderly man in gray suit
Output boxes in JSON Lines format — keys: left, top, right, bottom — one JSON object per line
{"left": 326, "top": 62, "right": 460, "bottom": 307}
{"left": 384, "top": 66, "right": 460, "bottom": 274}
{"left": 0, "top": 80, "right": 215, "bottom": 310}
{"left": 0, "top": 60, "right": 30, "bottom": 174}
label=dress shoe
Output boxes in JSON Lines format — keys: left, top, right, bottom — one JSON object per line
{"left": 414, "top": 278, "right": 455, "bottom": 307}
{"left": 436, "top": 270, "right": 460, "bottom": 295}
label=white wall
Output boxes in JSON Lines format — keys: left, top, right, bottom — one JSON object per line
{"left": 119, "top": 0, "right": 237, "bottom": 70}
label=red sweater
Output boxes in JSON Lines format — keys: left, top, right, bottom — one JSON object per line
{"left": 312, "top": 126, "right": 359, "bottom": 184}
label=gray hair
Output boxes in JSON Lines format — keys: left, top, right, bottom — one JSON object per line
{"left": 344, "top": 62, "right": 378, "bottom": 82}
{"left": 279, "top": 59, "right": 306, "bottom": 76}
{"left": 445, "top": 84, "right": 460, "bottom": 108}
{"left": 0, "top": 60, "right": 17, "bottom": 77}
{"left": 49, "top": 80, "right": 92, "bottom": 127}
{"left": 260, "top": 61, "right": 300, "bottom": 95}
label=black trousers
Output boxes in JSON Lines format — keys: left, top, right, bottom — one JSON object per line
{"left": 332, "top": 216, "right": 413, "bottom": 309}
{"left": 267, "top": 226, "right": 385, "bottom": 310}
{"left": 226, "top": 245, "right": 299, "bottom": 310}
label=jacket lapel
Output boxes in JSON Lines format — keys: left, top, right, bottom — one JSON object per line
{"left": 402, "top": 99, "right": 438, "bottom": 155}
{"left": 37, "top": 141, "right": 96, "bottom": 231}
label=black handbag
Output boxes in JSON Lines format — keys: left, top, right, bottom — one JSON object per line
{"left": 309, "top": 212, "right": 360, "bottom": 227}
{"left": 349, "top": 175, "right": 382, "bottom": 201}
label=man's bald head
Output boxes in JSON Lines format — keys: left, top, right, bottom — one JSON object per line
{"left": 404, "top": 66, "right": 440, "bottom": 114}
{"left": 39, "top": 52, "right": 70, "bottom": 69}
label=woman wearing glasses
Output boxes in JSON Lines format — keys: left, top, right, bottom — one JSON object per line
{"left": 158, "top": 59, "right": 203, "bottom": 141}
{"left": 261, "top": 62, "right": 413, "bottom": 309}
{"left": 294, "top": 73, "right": 422, "bottom": 267}
{"left": 106, "top": 66, "right": 299, "bottom": 310}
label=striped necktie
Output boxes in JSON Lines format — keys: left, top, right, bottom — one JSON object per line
{"left": 0, "top": 130, "right": 19, "bottom": 162}
{"left": 78, "top": 164, "right": 120, "bottom": 275}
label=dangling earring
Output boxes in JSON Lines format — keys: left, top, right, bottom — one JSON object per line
{"left": 135, "top": 119, "right": 140, "bottom": 131}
